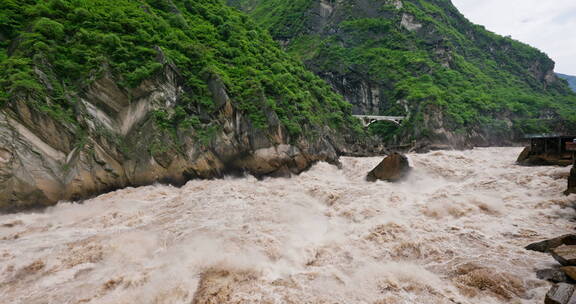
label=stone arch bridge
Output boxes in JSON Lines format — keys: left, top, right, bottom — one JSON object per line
{"left": 353, "top": 115, "right": 406, "bottom": 127}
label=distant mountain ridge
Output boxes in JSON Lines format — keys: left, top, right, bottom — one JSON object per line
{"left": 557, "top": 73, "right": 576, "bottom": 92}
{"left": 228, "top": 0, "right": 576, "bottom": 147}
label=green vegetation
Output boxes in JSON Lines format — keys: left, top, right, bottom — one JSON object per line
{"left": 230, "top": 0, "right": 576, "bottom": 140}
{"left": 0, "top": 0, "right": 362, "bottom": 140}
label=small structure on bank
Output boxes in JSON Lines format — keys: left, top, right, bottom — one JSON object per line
{"left": 517, "top": 134, "right": 576, "bottom": 166}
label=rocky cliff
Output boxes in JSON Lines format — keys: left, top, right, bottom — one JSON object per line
{"left": 0, "top": 0, "right": 380, "bottom": 211}
{"left": 229, "top": 0, "right": 576, "bottom": 148}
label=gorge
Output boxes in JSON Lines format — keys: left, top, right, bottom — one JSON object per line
{"left": 1, "top": 1, "right": 576, "bottom": 303}
{"left": 2, "top": 0, "right": 576, "bottom": 210}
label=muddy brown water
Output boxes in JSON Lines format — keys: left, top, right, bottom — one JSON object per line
{"left": 0, "top": 147, "right": 574, "bottom": 304}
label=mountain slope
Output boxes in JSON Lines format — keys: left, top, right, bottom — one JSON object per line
{"left": 229, "top": 0, "right": 576, "bottom": 147}
{"left": 557, "top": 73, "right": 576, "bottom": 92}
{"left": 0, "top": 0, "right": 376, "bottom": 211}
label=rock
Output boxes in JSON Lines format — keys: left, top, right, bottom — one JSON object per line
{"left": 517, "top": 146, "right": 531, "bottom": 163}
{"left": 366, "top": 153, "right": 411, "bottom": 182}
{"left": 562, "top": 267, "right": 576, "bottom": 281}
{"left": 565, "top": 165, "right": 576, "bottom": 196}
{"left": 545, "top": 283, "right": 575, "bottom": 304}
{"left": 526, "top": 235, "right": 576, "bottom": 253}
{"left": 553, "top": 245, "right": 576, "bottom": 266}
{"left": 537, "top": 269, "right": 570, "bottom": 283}
{"left": 516, "top": 146, "right": 573, "bottom": 167}
{"left": 0, "top": 64, "right": 388, "bottom": 212}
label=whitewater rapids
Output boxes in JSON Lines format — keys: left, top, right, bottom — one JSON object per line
{"left": 1, "top": 147, "right": 575, "bottom": 304}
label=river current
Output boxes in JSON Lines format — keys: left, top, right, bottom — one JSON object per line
{"left": 1, "top": 147, "right": 574, "bottom": 304}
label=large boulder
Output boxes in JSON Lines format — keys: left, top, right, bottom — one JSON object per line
{"left": 552, "top": 245, "right": 576, "bottom": 266}
{"left": 516, "top": 146, "right": 532, "bottom": 163}
{"left": 526, "top": 235, "right": 576, "bottom": 253}
{"left": 366, "top": 153, "right": 411, "bottom": 182}
{"left": 517, "top": 146, "right": 573, "bottom": 167}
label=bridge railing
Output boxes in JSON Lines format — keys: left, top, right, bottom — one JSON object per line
{"left": 353, "top": 115, "right": 406, "bottom": 126}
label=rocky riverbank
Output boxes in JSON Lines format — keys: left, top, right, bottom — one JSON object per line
{"left": 0, "top": 61, "right": 386, "bottom": 213}
{"left": 521, "top": 165, "right": 576, "bottom": 304}
{"left": 526, "top": 235, "right": 576, "bottom": 303}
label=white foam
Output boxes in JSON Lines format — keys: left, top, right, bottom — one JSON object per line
{"left": 0, "top": 147, "right": 572, "bottom": 303}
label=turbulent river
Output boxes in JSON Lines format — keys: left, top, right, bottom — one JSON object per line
{"left": 1, "top": 147, "right": 575, "bottom": 304}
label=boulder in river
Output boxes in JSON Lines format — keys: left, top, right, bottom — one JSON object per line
{"left": 545, "top": 283, "right": 576, "bottom": 304}
{"left": 537, "top": 268, "right": 571, "bottom": 283}
{"left": 366, "top": 153, "right": 411, "bottom": 182}
{"left": 526, "top": 235, "right": 576, "bottom": 253}
{"left": 552, "top": 245, "right": 576, "bottom": 266}
{"left": 517, "top": 145, "right": 574, "bottom": 167}
{"left": 516, "top": 146, "right": 532, "bottom": 164}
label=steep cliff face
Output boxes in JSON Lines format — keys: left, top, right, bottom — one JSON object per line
{"left": 0, "top": 0, "right": 379, "bottom": 211}
{"left": 229, "top": 0, "right": 576, "bottom": 147}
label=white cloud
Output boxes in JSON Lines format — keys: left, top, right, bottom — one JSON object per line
{"left": 451, "top": 0, "right": 576, "bottom": 75}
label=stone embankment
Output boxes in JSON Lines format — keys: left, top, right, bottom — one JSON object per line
{"left": 524, "top": 164, "right": 576, "bottom": 303}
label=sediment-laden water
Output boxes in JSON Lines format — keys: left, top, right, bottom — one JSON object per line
{"left": 1, "top": 147, "right": 574, "bottom": 304}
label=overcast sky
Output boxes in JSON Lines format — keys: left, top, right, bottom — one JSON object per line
{"left": 451, "top": 0, "right": 576, "bottom": 75}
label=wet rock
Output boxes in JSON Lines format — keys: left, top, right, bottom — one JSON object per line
{"left": 562, "top": 267, "right": 576, "bottom": 281}
{"left": 516, "top": 145, "right": 573, "bottom": 167}
{"left": 545, "top": 283, "right": 575, "bottom": 304}
{"left": 537, "top": 269, "right": 570, "bottom": 283}
{"left": 366, "top": 153, "right": 411, "bottom": 182}
{"left": 552, "top": 245, "right": 576, "bottom": 266}
{"left": 516, "top": 146, "right": 531, "bottom": 164}
{"left": 526, "top": 235, "right": 576, "bottom": 253}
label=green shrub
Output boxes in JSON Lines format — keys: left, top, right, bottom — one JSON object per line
{"left": 33, "top": 17, "right": 64, "bottom": 40}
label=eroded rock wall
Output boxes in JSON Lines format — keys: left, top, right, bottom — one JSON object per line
{"left": 0, "top": 64, "right": 383, "bottom": 211}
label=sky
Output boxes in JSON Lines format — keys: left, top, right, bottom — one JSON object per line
{"left": 451, "top": 0, "right": 576, "bottom": 75}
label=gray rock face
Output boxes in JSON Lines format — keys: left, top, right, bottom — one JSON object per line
{"left": 366, "top": 153, "right": 411, "bottom": 182}
{"left": 0, "top": 64, "right": 384, "bottom": 212}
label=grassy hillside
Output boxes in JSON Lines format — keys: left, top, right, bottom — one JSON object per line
{"left": 229, "top": 0, "right": 576, "bottom": 144}
{"left": 0, "top": 0, "right": 362, "bottom": 139}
